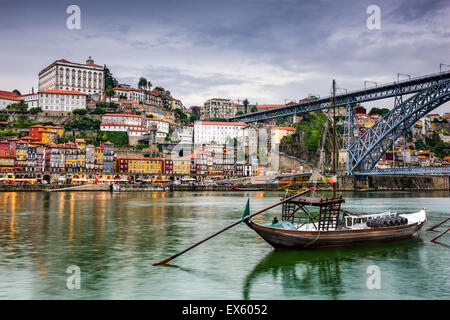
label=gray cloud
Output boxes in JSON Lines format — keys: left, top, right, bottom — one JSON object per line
{"left": 0, "top": 0, "right": 448, "bottom": 113}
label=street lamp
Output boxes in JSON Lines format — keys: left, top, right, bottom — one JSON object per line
{"left": 364, "top": 80, "right": 377, "bottom": 89}
{"left": 397, "top": 73, "right": 411, "bottom": 82}
{"left": 440, "top": 63, "right": 450, "bottom": 73}
{"left": 336, "top": 87, "right": 347, "bottom": 94}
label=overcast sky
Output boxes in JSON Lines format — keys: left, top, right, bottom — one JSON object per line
{"left": 0, "top": 0, "right": 449, "bottom": 113}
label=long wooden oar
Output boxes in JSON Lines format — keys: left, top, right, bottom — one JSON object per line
{"left": 152, "top": 188, "right": 313, "bottom": 266}
{"left": 430, "top": 227, "right": 450, "bottom": 243}
{"left": 426, "top": 217, "right": 449, "bottom": 231}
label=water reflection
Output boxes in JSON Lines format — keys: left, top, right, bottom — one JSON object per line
{"left": 0, "top": 191, "right": 447, "bottom": 299}
{"left": 242, "top": 238, "right": 424, "bottom": 300}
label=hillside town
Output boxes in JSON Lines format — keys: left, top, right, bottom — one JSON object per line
{"left": 0, "top": 56, "right": 449, "bottom": 184}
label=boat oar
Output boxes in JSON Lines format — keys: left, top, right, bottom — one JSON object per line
{"left": 152, "top": 188, "right": 313, "bottom": 266}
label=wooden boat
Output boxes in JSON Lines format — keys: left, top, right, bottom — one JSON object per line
{"left": 233, "top": 187, "right": 264, "bottom": 191}
{"left": 245, "top": 193, "right": 426, "bottom": 249}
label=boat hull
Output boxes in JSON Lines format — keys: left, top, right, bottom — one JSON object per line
{"left": 245, "top": 219, "right": 426, "bottom": 249}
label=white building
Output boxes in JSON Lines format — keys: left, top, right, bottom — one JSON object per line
{"left": 101, "top": 114, "right": 146, "bottom": 127}
{"left": 38, "top": 57, "right": 104, "bottom": 99}
{"left": 203, "top": 98, "right": 235, "bottom": 119}
{"left": 100, "top": 114, "right": 170, "bottom": 139}
{"left": 146, "top": 118, "right": 169, "bottom": 134}
{"left": 19, "top": 92, "right": 39, "bottom": 108}
{"left": 194, "top": 121, "right": 246, "bottom": 145}
{"left": 20, "top": 89, "right": 87, "bottom": 112}
{"left": 172, "top": 126, "right": 193, "bottom": 144}
{"left": 113, "top": 87, "right": 163, "bottom": 106}
{"left": 0, "top": 90, "right": 19, "bottom": 110}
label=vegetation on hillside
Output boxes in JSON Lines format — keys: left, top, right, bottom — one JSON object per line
{"left": 6, "top": 101, "right": 28, "bottom": 112}
{"left": 415, "top": 132, "right": 450, "bottom": 158}
{"left": 294, "top": 112, "right": 328, "bottom": 152}
{"left": 13, "top": 116, "right": 38, "bottom": 128}
{"left": 97, "top": 131, "right": 129, "bottom": 147}
{"left": 369, "top": 107, "right": 390, "bottom": 116}
{"left": 65, "top": 117, "right": 101, "bottom": 131}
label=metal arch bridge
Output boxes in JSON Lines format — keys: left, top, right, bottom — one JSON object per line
{"left": 229, "top": 71, "right": 450, "bottom": 175}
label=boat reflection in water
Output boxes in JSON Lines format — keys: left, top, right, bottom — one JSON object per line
{"left": 242, "top": 237, "right": 424, "bottom": 300}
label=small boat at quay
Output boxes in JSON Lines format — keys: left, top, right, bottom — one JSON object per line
{"left": 233, "top": 187, "right": 264, "bottom": 191}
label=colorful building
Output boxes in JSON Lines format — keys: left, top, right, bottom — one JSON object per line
{"left": 0, "top": 151, "right": 15, "bottom": 171}
{"left": 29, "top": 125, "right": 64, "bottom": 144}
{"left": 45, "top": 143, "right": 65, "bottom": 172}
{"left": 94, "top": 146, "right": 104, "bottom": 172}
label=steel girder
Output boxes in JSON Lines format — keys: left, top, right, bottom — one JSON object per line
{"left": 353, "top": 166, "right": 450, "bottom": 175}
{"left": 230, "top": 71, "right": 450, "bottom": 123}
{"left": 348, "top": 78, "right": 450, "bottom": 174}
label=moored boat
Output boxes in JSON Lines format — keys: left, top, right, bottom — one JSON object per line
{"left": 233, "top": 187, "right": 264, "bottom": 191}
{"left": 244, "top": 193, "right": 426, "bottom": 249}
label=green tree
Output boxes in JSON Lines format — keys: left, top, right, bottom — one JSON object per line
{"left": 29, "top": 107, "right": 42, "bottom": 114}
{"left": 97, "top": 131, "right": 129, "bottom": 147}
{"left": 13, "top": 116, "right": 38, "bottom": 128}
{"left": 250, "top": 106, "right": 258, "bottom": 113}
{"left": 243, "top": 99, "right": 249, "bottom": 114}
{"left": 105, "top": 86, "right": 115, "bottom": 103}
{"left": 189, "top": 114, "right": 198, "bottom": 123}
{"left": 294, "top": 112, "right": 328, "bottom": 152}
{"left": 73, "top": 109, "right": 87, "bottom": 115}
{"left": 138, "top": 77, "right": 148, "bottom": 89}
{"left": 104, "top": 65, "right": 118, "bottom": 89}
{"left": 13, "top": 89, "right": 21, "bottom": 96}
{"left": 369, "top": 107, "right": 390, "bottom": 116}
{"left": 236, "top": 111, "right": 244, "bottom": 115}
{"left": 92, "top": 107, "right": 106, "bottom": 114}
{"left": 6, "top": 100, "right": 28, "bottom": 112}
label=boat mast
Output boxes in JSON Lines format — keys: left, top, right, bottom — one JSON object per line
{"left": 332, "top": 79, "right": 337, "bottom": 198}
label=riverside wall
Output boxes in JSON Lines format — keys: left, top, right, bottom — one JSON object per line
{"left": 0, "top": 175, "right": 448, "bottom": 192}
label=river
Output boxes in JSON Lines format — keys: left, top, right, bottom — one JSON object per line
{"left": 0, "top": 190, "right": 448, "bottom": 299}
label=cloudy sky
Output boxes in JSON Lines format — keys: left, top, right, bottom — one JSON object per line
{"left": 0, "top": 0, "right": 449, "bottom": 113}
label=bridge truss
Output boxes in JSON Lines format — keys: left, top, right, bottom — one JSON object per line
{"left": 229, "top": 71, "right": 450, "bottom": 175}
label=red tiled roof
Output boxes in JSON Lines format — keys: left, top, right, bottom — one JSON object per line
{"left": 103, "top": 113, "right": 144, "bottom": 118}
{"left": 56, "top": 59, "right": 103, "bottom": 68}
{"left": 101, "top": 123, "right": 145, "bottom": 128}
{"left": 0, "top": 90, "right": 19, "bottom": 101}
{"left": 274, "top": 126, "right": 295, "bottom": 131}
{"left": 196, "top": 121, "right": 246, "bottom": 126}
{"left": 119, "top": 100, "right": 139, "bottom": 104}
{"left": 41, "top": 89, "right": 85, "bottom": 95}
{"left": 256, "top": 104, "right": 284, "bottom": 109}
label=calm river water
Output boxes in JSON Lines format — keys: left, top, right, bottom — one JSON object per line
{"left": 0, "top": 190, "right": 449, "bottom": 299}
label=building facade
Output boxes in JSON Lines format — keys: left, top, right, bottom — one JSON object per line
{"left": 38, "top": 57, "right": 104, "bottom": 99}
{"left": 194, "top": 121, "right": 246, "bottom": 145}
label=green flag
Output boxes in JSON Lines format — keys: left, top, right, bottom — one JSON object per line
{"left": 242, "top": 198, "right": 250, "bottom": 222}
